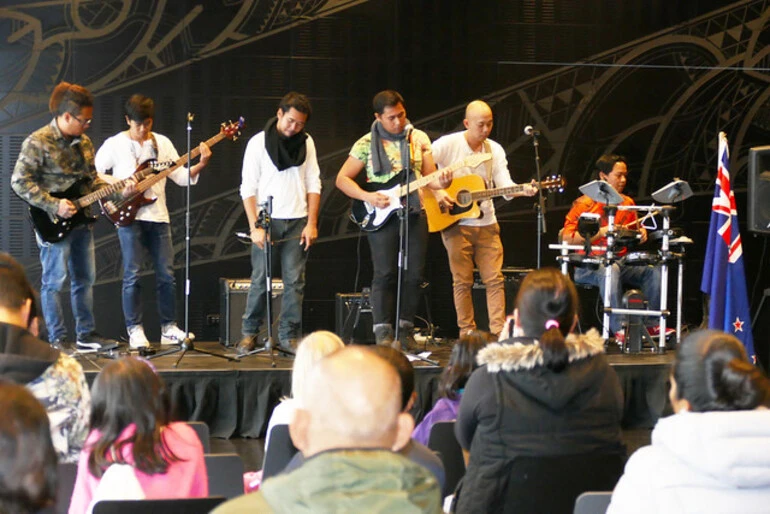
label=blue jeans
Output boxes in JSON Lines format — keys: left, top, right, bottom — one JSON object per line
{"left": 366, "top": 212, "right": 428, "bottom": 326}
{"left": 242, "top": 218, "right": 307, "bottom": 342}
{"left": 37, "top": 224, "right": 96, "bottom": 342}
{"left": 117, "top": 221, "right": 177, "bottom": 328}
{"left": 574, "top": 262, "right": 662, "bottom": 333}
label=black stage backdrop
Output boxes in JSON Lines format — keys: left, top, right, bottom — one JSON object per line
{"left": 2, "top": 0, "right": 770, "bottom": 364}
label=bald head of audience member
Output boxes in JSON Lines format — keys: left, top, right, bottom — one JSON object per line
{"left": 463, "top": 100, "right": 494, "bottom": 148}
{"left": 289, "top": 346, "right": 414, "bottom": 458}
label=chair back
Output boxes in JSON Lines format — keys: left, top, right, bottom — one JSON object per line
{"left": 55, "top": 461, "right": 78, "bottom": 514}
{"left": 205, "top": 453, "right": 244, "bottom": 499}
{"left": 427, "top": 421, "right": 465, "bottom": 497}
{"left": 262, "top": 424, "right": 298, "bottom": 480}
{"left": 185, "top": 421, "right": 211, "bottom": 453}
{"left": 503, "top": 453, "right": 624, "bottom": 514}
{"left": 573, "top": 491, "right": 613, "bottom": 514}
{"left": 91, "top": 497, "right": 225, "bottom": 514}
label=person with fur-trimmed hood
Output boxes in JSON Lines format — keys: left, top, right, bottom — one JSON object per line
{"left": 453, "top": 268, "right": 625, "bottom": 513}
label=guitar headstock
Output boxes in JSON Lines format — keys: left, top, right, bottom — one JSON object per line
{"left": 221, "top": 116, "right": 246, "bottom": 141}
{"left": 463, "top": 152, "right": 493, "bottom": 169}
{"left": 541, "top": 175, "right": 566, "bottom": 193}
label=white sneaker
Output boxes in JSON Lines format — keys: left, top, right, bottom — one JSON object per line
{"left": 128, "top": 325, "right": 150, "bottom": 349}
{"left": 161, "top": 324, "right": 194, "bottom": 345}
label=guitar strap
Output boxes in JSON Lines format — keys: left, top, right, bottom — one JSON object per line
{"left": 483, "top": 140, "right": 493, "bottom": 188}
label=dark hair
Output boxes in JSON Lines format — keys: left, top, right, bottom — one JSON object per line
{"left": 124, "top": 94, "right": 154, "bottom": 122}
{"left": 673, "top": 330, "right": 770, "bottom": 412}
{"left": 0, "top": 253, "right": 34, "bottom": 311}
{"left": 88, "top": 357, "right": 181, "bottom": 478}
{"left": 372, "top": 90, "right": 405, "bottom": 115}
{"left": 278, "top": 92, "right": 312, "bottom": 120}
{"left": 49, "top": 82, "right": 93, "bottom": 117}
{"left": 514, "top": 268, "right": 579, "bottom": 372}
{"left": 594, "top": 154, "right": 627, "bottom": 179}
{"left": 0, "top": 380, "right": 57, "bottom": 514}
{"left": 438, "top": 331, "right": 491, "bottom": 400}
{"left": 368, "top": 346, "right": 414, "bottom": 410}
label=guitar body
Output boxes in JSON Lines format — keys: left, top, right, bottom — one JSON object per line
{"left": 424, "top": 174, "right": 485, "bottom": 232}
{"left": 28, "top": 179, "right": 98, "bottom": 243}
{"left": 100, "top": 194, "right": 158, "bottom": 227}
{"left": 350, "top": 172, "right": 414, "bottom": 232}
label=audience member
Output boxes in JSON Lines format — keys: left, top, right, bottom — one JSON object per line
{"left": 263, "top": 331, "right": 344, "bottom": 455}
{"left": 607, "top": 330, "right": 770, "bottom": 514}
{"left": 0, "top": 252, "right": 90, "bottom": 464}
{"left": 454, "top": 267, "right": 625, "bottom": 512}
{"left": 213, "top": 346, "right": 442, "bottom": 513}
{"left": 68, "top": 357, "right": 207, "bottom": 513}
{"left": 0, "top": 380, "right": 58, "bottom": 514}
{"left": 412, "top": 331, "right": 490, "bottom": 445}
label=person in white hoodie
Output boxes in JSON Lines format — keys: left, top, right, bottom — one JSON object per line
{"left": 607, "top": 330, "right": 770, "bottom": 514}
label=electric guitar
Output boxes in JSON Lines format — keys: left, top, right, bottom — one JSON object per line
{"left": 423, "top": 174, "right": 566, "bottom": 232}
{"left": 28, "top": 160, "right": 172, "bottom": 243}
{"left": 349, "top": 153, "right": 493, "bottom": 232}
{"left": 100, "top": 117, "right": 245, "bottom": 226}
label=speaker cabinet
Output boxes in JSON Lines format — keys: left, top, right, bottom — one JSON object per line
{"left": 219, "top": 278, "right": 282, "bottom": 347}
{"left": 471, "top": 267, "right": 531, "bottom": 332}
{"left": 749, "top": 146, "right": 770, "bottom": 234}
{"left": 335, "top": 291, "right": 375, "bottom": 344}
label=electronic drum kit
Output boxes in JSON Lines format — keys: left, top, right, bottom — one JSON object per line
{"left": 550, "top": 179, "right": 694, "bottom": 353}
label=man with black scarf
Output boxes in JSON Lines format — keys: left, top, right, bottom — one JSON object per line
{"left": 336, "top": 90, "right": 451, "bottom": 350}
{"left": 237, "top": 92, "right": 321, "bottom": 355}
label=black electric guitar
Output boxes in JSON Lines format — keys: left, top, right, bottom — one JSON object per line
{"left": 423, "top": 174, "right": 566, "bottom": 232}
{"left": 349, "top": 153, "right": 492, "bottom": 232}
{"left": 28, "top": 160, "right": 172, "bottom": 243}
{"left": 100, "top": 117, "right": 245, "bottom": 226}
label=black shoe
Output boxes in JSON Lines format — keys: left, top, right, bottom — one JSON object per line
{"left": 50, "top": 337, "right": 67, "bottom": 351}
{"left": 279, "top": 339, "right": 299, "bottom": 352}
{"left": 76, "top": 333, "right": 119, "bottom": 352}
{"left": 236, "top": 335, "right": 258, "bottom": 356}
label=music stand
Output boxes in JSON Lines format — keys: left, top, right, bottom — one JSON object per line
{"left": 579, "top": 180, "right": 624, "bottom": 205}
{"left": 652, "top": 179, "right": 693, "bottom": 203}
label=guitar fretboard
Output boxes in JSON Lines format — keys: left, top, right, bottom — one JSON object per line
{"left": 470, "top": 184, "right": 530, "bottom": 202}
{"left": 73, "top": 163, "right": 165, "bottom": 209}
{"left": 395, "top": 153, "right": 492, "bottom": 198}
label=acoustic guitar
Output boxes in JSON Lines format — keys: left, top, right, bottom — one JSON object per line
{"left": 424, "top": 174, "right": 566, "bottom": 232}
{"left": 349, "top": 153, "right": 492, "bottom": 232}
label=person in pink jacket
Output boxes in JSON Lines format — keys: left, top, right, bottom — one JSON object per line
{"left": 68, "top": 357, "right": 207, "bottom": 513}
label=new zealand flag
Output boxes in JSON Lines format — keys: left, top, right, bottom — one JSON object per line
{"left": 700, "top": 132, "right": 756, "bottom": 361}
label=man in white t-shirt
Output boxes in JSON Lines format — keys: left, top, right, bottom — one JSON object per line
{"left": 431, "top": 100, "right": 536, "bottom": 337}
{"left": 95, "top": 94, "right": 211, "bottom": 348}
{"left": 237, "top": 92, "right": 322, "bottom": 355}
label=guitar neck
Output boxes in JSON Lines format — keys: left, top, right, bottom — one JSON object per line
{"left": 396, "top": 158, "right": 477, "bottom": 198}
{"left": 470, "top": 183, "right": 530, "bottom": 202}
{"left": 73, "top": 165, "right": 159, "bottom": 209}
{"left": 136, "top": 131, "right": 224, "bottom": 193}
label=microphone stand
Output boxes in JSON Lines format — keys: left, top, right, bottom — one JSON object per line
{"left": 394, "top": 128, "right": 438, "bottom": 366}
{"left": 530, "top": 131, "right": 547, "bottom": 269}
{"left": 149, "top": 112, "right": 237, "bottom": 366}
{"left": 240, "top": 196, "right": 295, "bottom": 366}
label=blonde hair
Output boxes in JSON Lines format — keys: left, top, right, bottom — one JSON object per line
{"left": 291, "top": 331, "right": 345, "bottom": 405}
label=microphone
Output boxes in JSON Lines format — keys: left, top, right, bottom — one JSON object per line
{"left": 404, "top": 123, "right": 414, "bottom": 138}
{"left": 523, "top": 125, "right": 540, "bottom": 137}
{"left": 235, "top": 231, "right": 251, "bottom": 240}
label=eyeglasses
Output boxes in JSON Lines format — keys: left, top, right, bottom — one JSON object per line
{"left": 72, "top": 115, "right": 92, "bottom": 127}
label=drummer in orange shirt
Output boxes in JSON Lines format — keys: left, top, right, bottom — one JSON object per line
{"left": 562, "top": 154, "right": 667, "bottom": 341}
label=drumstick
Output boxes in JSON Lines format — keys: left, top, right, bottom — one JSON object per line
{"left": 621, "top": 209, "right": 658, "bottom": 229}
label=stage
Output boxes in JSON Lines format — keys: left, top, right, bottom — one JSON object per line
{"left": 71, "top": 340, "right": 673, "bottom": 439}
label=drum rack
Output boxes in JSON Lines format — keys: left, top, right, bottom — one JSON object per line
{"left": 550, "top": 204, "right": 684, "bottom": 353}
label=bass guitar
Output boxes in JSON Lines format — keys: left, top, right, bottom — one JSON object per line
{"left": 28, "top": 160, "right": 172, "bottom": 243}
{"left": 350, "top": 153, "right": 492, "bottom": 232}
{"left": 100, "top": 117, "right": 245, "bottom": 226}
{"left": 423, "top": 174, "right": 566, "bottom": 232}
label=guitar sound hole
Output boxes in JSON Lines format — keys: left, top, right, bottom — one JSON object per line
{"left": 456, "top": 191, "right": 472, "bottom": 207}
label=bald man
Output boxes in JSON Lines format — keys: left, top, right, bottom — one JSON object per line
{"left": 432, "top": 100, "right": 536, "bottom": 337}
{"left": 213, "top": 346, "right": 442, "bottom": 513}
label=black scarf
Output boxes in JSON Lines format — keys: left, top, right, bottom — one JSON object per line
{"left": 264, "top": 117, "right": 308, "bottom": 171}
{"left": 370, "top": 119, "right": 411, "bottom": 176}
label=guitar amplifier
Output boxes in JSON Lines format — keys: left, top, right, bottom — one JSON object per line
{"left": 335, "top": 289, "right": 375, "bottom": 344}
{"left": 219, "top": 278, "right": 283, "bottom": 347}
{"left": 471, "top": 267, "right": 531, "bottom": 332}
